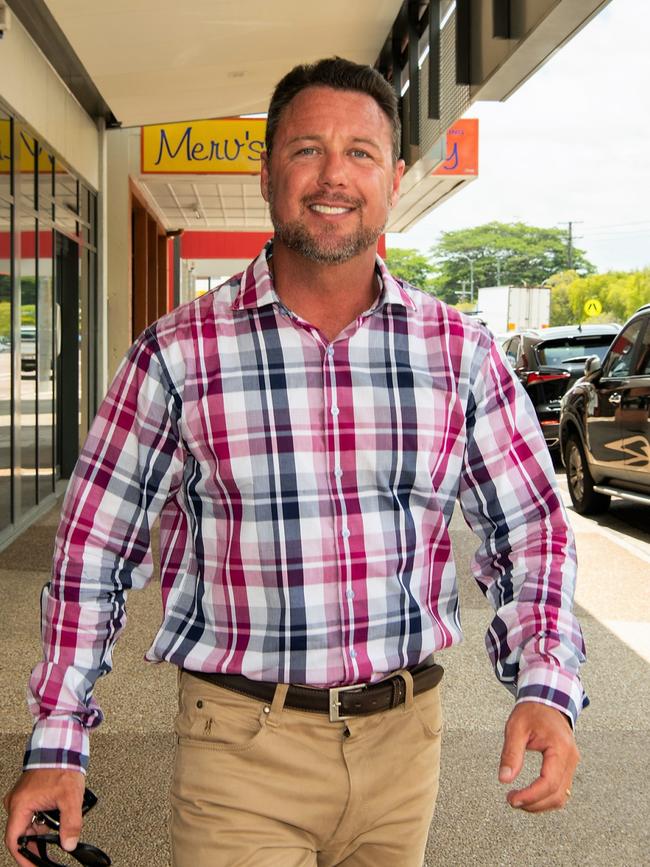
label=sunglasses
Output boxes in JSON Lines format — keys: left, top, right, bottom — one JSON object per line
{"left": 18, "top": 788, "right": 111, "bottom": 867}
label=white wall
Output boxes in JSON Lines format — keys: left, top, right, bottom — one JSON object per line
{"left": 0, "top": 12, "right": 99, "bottom": 188}
{"left": 105, "top": 128, "right": 137, "bottom": 379}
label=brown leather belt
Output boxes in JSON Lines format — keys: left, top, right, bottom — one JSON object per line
{"left": 185, "top": 659, "right": 444, "bottom": 722}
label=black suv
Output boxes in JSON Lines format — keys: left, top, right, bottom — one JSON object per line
{"left": 501, "top": 324, "right": 620, "bottom": 452}
{"left": 559, "top": 305, "right": 650, "bottom": 513}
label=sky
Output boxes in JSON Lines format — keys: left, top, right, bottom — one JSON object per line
{"left": 386, "top": 0, "right": 650, "bottom": 274}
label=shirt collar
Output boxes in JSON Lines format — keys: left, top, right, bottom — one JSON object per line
{"left": 231, "top": 240, "right": 417, "bottom": 312}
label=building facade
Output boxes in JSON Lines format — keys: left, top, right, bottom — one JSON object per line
{"left": 0, "top": 0, "right": 612, "bottom": 546}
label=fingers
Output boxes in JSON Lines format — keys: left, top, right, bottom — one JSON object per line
{"left": 510, "top": 776, "right": 574, "bottom": 813}
{"left": 57, "top": 792, "right": 84, "bottom": 852}
{"left": 3, "top": 769, "right": 85, "bottom": 863}
{"left": 506, "top": 757, "right": 577, "bottom": 812}
{"left": 500, "top": 701, "right": 580, "bottom": 813}
{"left": 3, "top": 792, "right": 40, "bottom": 867}
{"left": 498, "top": 722, "right": 527, "bottom": 785}
{"left": 4, "top": 814, "right": 40, "bottom": 867}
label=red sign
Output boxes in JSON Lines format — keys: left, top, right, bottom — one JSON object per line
{"left": 433, "top": 118, "right": 478, "bottom": 176}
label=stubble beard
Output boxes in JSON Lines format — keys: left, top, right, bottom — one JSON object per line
{"left": 268, "top": 186, "right": 388, "bottom": 265}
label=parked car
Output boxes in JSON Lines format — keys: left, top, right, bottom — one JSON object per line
{"left": 20, "top": 324, "right": 37, "bottom": 375}
{"left": 501, "top": 324, "right": 620, "bottom": 451}
{"left": 559, "top": 305, "right": 650, "bottom": 513}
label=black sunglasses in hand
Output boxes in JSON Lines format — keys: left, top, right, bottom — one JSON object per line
{"left": 18, "top": 787, "right": 111, "bottom": 866}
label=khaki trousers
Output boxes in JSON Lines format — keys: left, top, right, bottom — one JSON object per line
{"left": 170, "top": 670, "right": 442, "bottom": 867}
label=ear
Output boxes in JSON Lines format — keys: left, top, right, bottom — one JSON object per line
{"left": 260, "top": 151, "right": 270, "bottom": 203}
{"left": 389, "top": 158, "right": 406, "bottom": 208}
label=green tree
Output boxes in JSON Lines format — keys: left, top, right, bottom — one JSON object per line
{"left": 429, "top": 222, "right": 595, "bottom": 304}
{"left": 546, "top": 270, "right": 579, "bottom": 326}
{"left": 567, "top": 270, "right": 650, "bottom": 323}
{"left": 385, "top": 248, "right": 436, "bottom": 295}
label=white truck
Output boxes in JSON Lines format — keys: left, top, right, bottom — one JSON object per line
{"left": 476, "top": 285, "right": 551, "bottom": 335}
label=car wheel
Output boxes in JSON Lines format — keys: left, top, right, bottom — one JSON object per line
{"left": 564, "top": 434, "right": 610, "bottom": 515}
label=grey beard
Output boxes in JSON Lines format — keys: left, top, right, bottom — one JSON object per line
{"left": 268, "top": 191, "right": 386, "bottom": 265}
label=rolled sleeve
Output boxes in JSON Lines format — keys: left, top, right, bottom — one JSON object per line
{"left": 23, "top": 329, "right": 184, "bottom": 771}
{"left": 458, "top": 335, "right": 588, "bottom": 726}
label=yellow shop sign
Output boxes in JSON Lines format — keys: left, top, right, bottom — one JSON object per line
{"left": 141, "top": 118, "right": 266, "bottom": 174}
{"left": 0, "top": 121, "right": 56, "bottom": 174}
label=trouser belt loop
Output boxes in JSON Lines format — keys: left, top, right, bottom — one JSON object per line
{"left": 266, "top": 683, "right": 289, "bottom": 728}
{"left": 398, "top": 669, "right": 415, "bottom": 710}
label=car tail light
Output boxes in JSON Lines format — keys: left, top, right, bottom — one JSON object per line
{"left": 526, "top": 371, "right": 571, "bottom": 386}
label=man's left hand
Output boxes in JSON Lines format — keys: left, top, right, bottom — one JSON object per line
{"left": 498, "top": 701, "right": 580, "bottom": 812}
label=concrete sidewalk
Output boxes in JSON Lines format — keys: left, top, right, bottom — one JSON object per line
{"left": 0, "top": 501, "right": 648, "bottom": 866}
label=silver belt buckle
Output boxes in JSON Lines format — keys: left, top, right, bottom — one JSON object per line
{"left": 329, "top": 683, "right": 366, "bottom": 722}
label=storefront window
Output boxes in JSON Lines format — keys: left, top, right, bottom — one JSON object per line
{"left": 38, "top": 143, "right": 54, "bottom": 217}
{"left": 20, "top": 215, "right": 38, "bottom": 514}
{"left": 0, "top": 198, "right": 12, "bottom": 530}
{"left": 0, "top": 112, "right": 97, "bottom": 538}
{"left": 0, "top": 109, "right": 11, "bottom": 204}
{"left": 38, "top": 226, "right": 54, "bottom": 500}
{"left": 20, "top": 131, "right": 37, "bottom": 212}
{"left": 54, "top": 159, "right": 78, "bottom": 236}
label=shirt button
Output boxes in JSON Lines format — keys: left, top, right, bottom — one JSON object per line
{"left": 334, "top": 467, "right": 343, "bottom": 478}
{"left": 350, "top": 649, "right": 357, "bottom": 659}
{"left": 346, "top": 589, "right": 355, "bottom": 599}
{"left": 342, "top": 528, "right": 350, "bottom": 538}
{"left": 331, "top": 406, "right": 339, "bottom": 416}
{"left": 327, "top": 345, "right": 335, "bottom": 357}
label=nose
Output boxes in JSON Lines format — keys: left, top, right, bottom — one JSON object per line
{"left": 318, "top": 150, "right": 348, "bottom": 187}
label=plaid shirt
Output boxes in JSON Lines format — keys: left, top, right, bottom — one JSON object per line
{"left": 24, "top": 243, "right": 587, "bottom": 772}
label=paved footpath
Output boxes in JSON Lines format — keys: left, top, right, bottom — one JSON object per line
{"left": 426, "top": 495, "right": 650, "bottom": 866}
{"left": 0, "top": 497, "right": 648, "bottom": 866}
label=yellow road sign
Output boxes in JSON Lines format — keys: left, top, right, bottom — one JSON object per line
{"left": 584, "top": 298, "right": 603, "bottom": 317}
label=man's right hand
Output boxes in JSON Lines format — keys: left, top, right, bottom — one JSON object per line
{"left": 3, "top": 768, "right": 85, "bottom": 866}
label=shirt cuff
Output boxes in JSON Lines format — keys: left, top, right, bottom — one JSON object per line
{"left": 22, "top": 716, "right": 89, "bottom": 773}
{"left": 515, "top": 662, "right": 588, "bottom": 730}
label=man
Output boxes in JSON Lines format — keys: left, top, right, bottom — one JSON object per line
{"left": 4, "top": 58, "right": 585, "bottom": 866}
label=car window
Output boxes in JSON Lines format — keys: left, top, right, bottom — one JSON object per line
{"left": 603, "top": 320, "right": 644, "bottom": 377}
{"left": 536, "top": 338, "right": 614, "bottom": 366}
{"left": 502, "top": 338, "right": 516, "bottom": 362}
{"left": 632, "top": 319, "right": 650, "bottom": 376}
{"left": 506, "top": 337, "right": 521, "bottom": 364}
{"left": 518, "top": 337, "right": 537, "bottom": 369}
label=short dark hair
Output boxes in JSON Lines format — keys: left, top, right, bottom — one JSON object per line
{"left": 266, "top": 57, "right": 401, "bottom": 163}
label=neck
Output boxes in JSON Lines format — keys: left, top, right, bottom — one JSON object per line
{"left": 270, "top": 240, "right": 379, "bottom": 340}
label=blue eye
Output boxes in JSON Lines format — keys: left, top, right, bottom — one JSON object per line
{"left": 351, "top": 150, "right": 370, "bottom": 159}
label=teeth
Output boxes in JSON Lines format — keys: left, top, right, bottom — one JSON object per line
{"left": 310, "top": 204, "right": 351, "bottom": 214}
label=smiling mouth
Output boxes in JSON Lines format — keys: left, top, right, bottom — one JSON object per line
{"left": 309, "top": 204, "right": 354, "bottom": 215}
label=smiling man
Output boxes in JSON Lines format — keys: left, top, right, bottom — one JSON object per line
{"left": 261, "top": 78, "right": 404, "bottom": 343}
{"left": 4, "top": 58, "right": 586, "bottom": 867}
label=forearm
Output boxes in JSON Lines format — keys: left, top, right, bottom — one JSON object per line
{"left": 486, "top": 601, "right": 587, "bottom": 726}
{"left": 24, "top": 328, "right": 183, "bottom": 771}
{"left": 460, "top": 334, "right": 588, "bottom": 724}
{"left": 23, "top": 581, "right": 129, "bottom": 772}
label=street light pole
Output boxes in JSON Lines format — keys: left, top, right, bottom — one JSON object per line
{"left": 458, "top": 254, "right": 475, "bottom": 305}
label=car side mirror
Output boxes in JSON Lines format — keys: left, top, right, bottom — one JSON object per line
{"left": 584, "top": 355, "right": 602, "bottom": 376}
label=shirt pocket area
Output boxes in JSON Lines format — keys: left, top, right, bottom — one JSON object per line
{"left": 174, "top": 674, "right": 270, "bottom": 752}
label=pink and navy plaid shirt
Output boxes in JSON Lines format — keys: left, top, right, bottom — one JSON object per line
{"left": 25, "top": 243, "right": 587, "bottom": 771}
